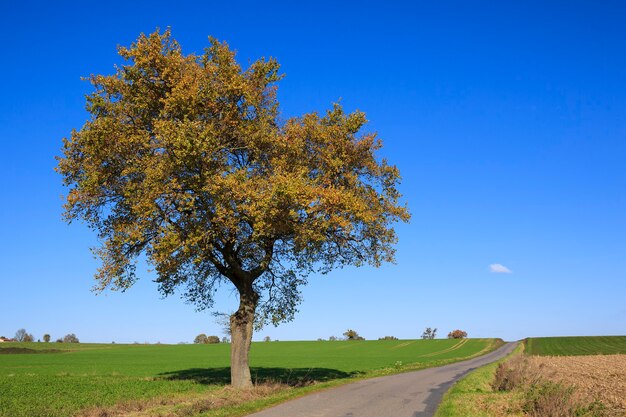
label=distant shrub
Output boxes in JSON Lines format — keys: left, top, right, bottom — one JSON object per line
{"left": 194, "top": 334, "right": 220, "bottom": 344}
{"left": 15, "top": 328, "right": 34, "bottom": 342}
{"left": 421, "top": 327, "right": 437, "bottom": 339}
{"left": 63, "top": 334, "right": 79, "bottom": 343}
{"left": 263, "top": 336, "right": 271, "bottom": 342}
{"left": 14, "top": 329, "right": 26, "bottom": 342}
{"left": 378, "top": 336, "right": 398, "bottom": 340}
{"left": 55, "top": 338, "right": 63, "bottom": 343}
{"left": 43, "top": 334, "right": 51, "bottom": 343}
{"left": 329, "top": 336, "right": 338, "bottom": 341}
{"left": 523, "top": 381, "right": 577, "bottom": 417}
{"left": 343, "top": 329, "right": 364, "bottom": 340}
{"left": 447, "top": 329, "right": 467, "bottom": 339}
{"left": 493, "top": 356, "right": 540, "bottom": 391}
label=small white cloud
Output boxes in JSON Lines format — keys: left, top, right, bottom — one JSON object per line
{"left": 489, "top": 263, "right": 512, "bottom": 274}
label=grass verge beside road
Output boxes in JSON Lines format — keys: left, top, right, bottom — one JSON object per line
{"left": 434, "top": 343, "right": 524, "bottom": 417}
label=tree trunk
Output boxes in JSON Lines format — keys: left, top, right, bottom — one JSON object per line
{"left": 230, "top": 289, "right": 259, "bottom": 388}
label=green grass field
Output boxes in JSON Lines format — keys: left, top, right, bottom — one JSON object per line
{"left": 525, "top": 335, "right": 626, "bottom": 356}
{"left": 0, "top": 338, "right": 500, "bottom": 417}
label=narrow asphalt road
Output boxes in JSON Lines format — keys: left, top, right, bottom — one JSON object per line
{"left": 247, "top": 342, "right": 517, "bottom": 417}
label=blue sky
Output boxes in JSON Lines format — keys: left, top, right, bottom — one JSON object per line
{"left": 1, "top": 1, "right": 624, "bottom": 343}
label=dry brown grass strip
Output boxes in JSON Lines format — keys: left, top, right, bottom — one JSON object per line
{"left": 78, "top": 383, "right": 289, "bottom": 417}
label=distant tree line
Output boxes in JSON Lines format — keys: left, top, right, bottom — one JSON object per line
{"left": 319, "top": 327, "right": 467, "bottom": 342}
{"left": 8, "top": 329, "right": 79, "bottom": 344}
{"left": 5, "top": 326, "right": 467, "bottom": 345}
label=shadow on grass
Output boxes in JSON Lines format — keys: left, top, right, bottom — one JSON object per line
{"left": 159, "top": 367, "right": 362, "bottom": 387}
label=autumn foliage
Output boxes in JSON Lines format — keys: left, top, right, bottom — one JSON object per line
{"left": 447, "top": 329, "right": 468, "bottom": 339}
{"left": 57, "top": 29, "right": 409, "bottom": 387}
{"left": 343, "top": 329, "right": 365, "bottom": 340}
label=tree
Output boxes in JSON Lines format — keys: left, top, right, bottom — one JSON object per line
{"left": 43, "top": 334, "right": 51, "bottom": 343}
{"left": 15, "top": 329, "right": 26, "bottom": 342}
{"left": 447, "top": 329, "right": 468, "bottom": 339}
{"left": 263, "top": 336, "right": 271, "bottom": 342}
{"left": 206, "top": 335, "right": 220, "bottom": 344}
{"left": 15, "top": 328, "right": 33, "bottom": 342}
{"left": 63, "top": 334, "right": 80, "bottom": 343}
{"left": 421, "top": 327, "right": 437, "bottom": 340}
{"left": 329, "top": 336, "right": 338, "bottom": 341}
{"left": 194, "top": 333, "right": 208, "bottom": 344}
{"left": 58, "top": 29, "right": 409, "bottom": 388}
{"left": 343, "top": 329, "right": 364, "bottom": 340}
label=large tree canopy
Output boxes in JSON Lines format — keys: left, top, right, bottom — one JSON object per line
{"left": 58, "top": 29, "right": 410, "bottom": 387}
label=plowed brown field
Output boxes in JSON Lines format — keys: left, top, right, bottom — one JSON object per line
{"left": 528, "top": 354, "right": 626, "bottom": 415}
